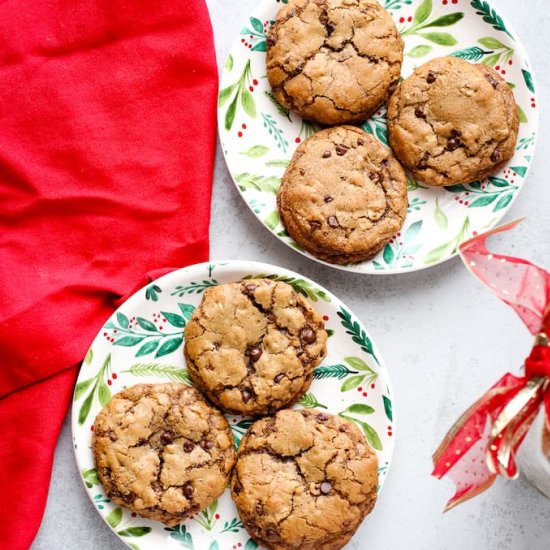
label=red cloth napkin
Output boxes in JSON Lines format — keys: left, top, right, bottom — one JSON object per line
{"left": 0, "top": 1, "right": 218, "bottom": 547}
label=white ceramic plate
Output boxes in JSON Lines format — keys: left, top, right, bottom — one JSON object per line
{"left": 73, "top": 261, "right": 394, "bottom": 549}
{"left": 218, "top": 0, "right": 538, "bottom": 274}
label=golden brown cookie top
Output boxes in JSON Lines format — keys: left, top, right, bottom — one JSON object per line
{"left": 266, "top": 0, "right": 403, "bottom": 125}
{"left": 387, "top": 56, "right": 519, "bottom": 187}
{"left": 277, "top": 126, "right": 408, "bottom": 265}
{"left": 231, "top": 409, "right": 379, "bottom": 550}
{"left": 92, "top": 383, "right": 235, "bottom": 527}
{"left": 184, "top": 280, "right": 327, "bottom": 416}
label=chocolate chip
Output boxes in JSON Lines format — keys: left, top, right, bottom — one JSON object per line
{"left": 242, "top": 388, "right": 252, "bottom": 403}
{"left": 122, "top": 491, "right": 136, "bottom": 504}
{"left": 102, "top": 467, "right": 112, "bottom": 479}
{"left": 299, "top": 168, "right": 305, "bottom": 176}
{"left": 309, "top": 220, "right": 321, "bottom": 231}
{"left": 335, "top": 145, "right": 348, "bottom": 156}
{"left": 274, "top": 373, "right": 285, "bottom": 383}
{"left": 491, "top": 149, "right": 501, "bottom": 163}
{"left": 320, "top": 481, "right": 332, "bottom": 495}
{"left": 447, "top": 137, "right": 460, "bottom": 151}
{"left": 417, "top": 155, "right": 429, "bottom": 169}
{"left": 256, "top": 502, "right": 264, "bottom": 515}
{"left": 244, "top": 283, "right": 257, "bottom": 294}
{"left": 183, "top": 482, "right": 194, "bottom": 499}
{"left": 160, "top": 431, "right": 175, "bottom": 445}
{"left": 183, "top": 441, "right": 194, "bottom": 453}
{"left": 267, "top": 37, "right": 275, "bottom": 48}
{"left": 322, "top": 150, "right": 332, "bottom": 158}
{"left": 327, "top": 215, "right": 339, "bottom": 228}
{"left": 485, "top": 74, "right": 499, "bottom": 89}
{"left": 266, "top": 528, "right": 279, "bottom": 540}
{"left": 450, "top": 129, "right": 462, "bottom": 138}
{"left": 248, "top": 345, "right": 262, "bottom": 362}
{"left": 318, "top": 413, "right": 329, "bottom": 422}
{"left": 233, "top": 481, "right": 242, "bottom": 495}
{"left": 357, "top": 138, "right": 364, "bottom": 146}
{"left": 326, "top": 22, "right": 335, "bottom": 34}
{"left": 414, "top": 105, "right": 425, "bottom": 119}
{"left": 324, "top": 195, "right": 333, "bottom": 203}
{"left": 426, "top": 71, "right": 436, "bottom": 84}
{"left": 339, "top": 425, "right": 347, "bottom": 433}
{"left": 108, "top": 430, "right": 118, "bottom": 442}
{"left": 201, "top": 439, "right": 214, "bottom": 450}
{"left": 300, "top": 326, "right": 316, "bottom": 344}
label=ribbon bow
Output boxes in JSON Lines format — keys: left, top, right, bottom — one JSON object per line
{"left": 432, "top": 220, "right": 550, "bottom": 511}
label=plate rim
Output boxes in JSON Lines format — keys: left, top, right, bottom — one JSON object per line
{"left": 217, "top": 0, "right": 540, "bottom": 276}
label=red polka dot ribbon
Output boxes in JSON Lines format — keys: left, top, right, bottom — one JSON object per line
{"left": 432, "top": 219, "right": 550, "bottom": 511}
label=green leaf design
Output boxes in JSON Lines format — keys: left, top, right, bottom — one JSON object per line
{"left": 264, "top": 90, "right": 291, "bottom": 120}
{"left": 236, "top": 172, "right": 280, "bottom": 194}
{"left": 250, "top": 16, "right": 264, "bottom": 33}
{"left": 424, "top": 241, "right": 453, "bottom": 264}
{"left": 251, "top": 41, "right": 267, "bottom": 52}
{"left": 383, "top": 244, "right": 395, "bottom": 265}
{"left": 209, "top": 543, "right": 220, "bottom": 550}
{"left": 135, "top": 340, "right": 160, "bottom": 357}
{"left": 125, "top": 363, "right": 191, "bottom": 383}
{"left": 74, "top": 378, "right": 94, "bottom": 401}
{"left": 428, "top": 13, "right": 464, "bottom": 26}
{"left": 471, "top": 0, "right": 512, "bottom": 37}
{"left": 245, "top": 540, "right": 259, "bottom": 550}
{"left": 340, "top": 415, "right": 383, "bottom": 450}
{"left": 341, "top": 375, "right": 364, "bottom": 392}
{"left": 298, "top": 393, "right": 328, "bottom": 409}
{"left": 481, "top": 53, "right": 500, "bottom": 67}
{"left": 266, "top": 159, "right": 290, "bottom": 168}
{"left": 407, "top": 45, "right": 432, "bottom": 58}
{"left": 405, "top": 220, "right": 423, "bottom": 241}
{"left": 117, "top": 312, "right": 129, "bottom": 329}
{"left": 241, "top": 145, "right": 270, "bottom": 158}
{"left": 165, "top": 524, "right": 194, "bottom": 547}
{"left": 419, "top": 32, "right": 457, "bottom": 46}
{"left": 225, "top": 54, "right": 234, "bottom": 72}
{"left": 98, "top": 381, "right": 111, "bottom": 407}
{"left": 115, "top": 335, "right": 146, "bottom": 347}
{"left": 342, "top": 404, "right": 375, "bottom": 415}
{"left": 106, "top": 507, "right": 123, "bottom": 529}
{"left": 162, "top": 311, "right": 186, "bottom": 328}
{"left": 221, "top": 517, "right": 244, "bottom": 533}
{"left": 84, "top": 348, "right": 93, "bottom": 365}
{"left": 478, "top": 36, "right": 508, "bottom": 49}
{"left": 494, "top": 192, "right": 514, "bottom": 211}
{"left": 313, "top": 364, "right": 357, "bottom": 380}
{"left": 225, "top": 94, "right": 238, "bottom": 131}
{"left": 469, "top": 194, "right": 498, "bottom": 208}
{"left": 137, "top": 317, "right": 157, "bottom": 332}
{"left": 337, "top": 308, "right": 378, "bottom": 363}
{"left": 78, "top": 386, "right": 96, "bottom": 425}
{"left": 414, "top": 0, "right": 432, "bottom": 24}
{"left": 451, "top": 46, "right": 490, "bottom": 62}
{"left": 218, "top": 84, "right": 235, "bottom": 107}
{"left": 117, "top": 527, "right": 152, "bottom": 537}
{"left": 522, "top": 69, "right": 535, "bottom": 93}
{"left": 82, "top": 467, "right": 99, "bottom": 488}
{"left": 517, "top": 104, "right": 528, "bottom": 123}
{"left": 383, "top": 396, "right": 393, "bottom": 421}
{"left": 178, "top": 303, "right": 196, "bottom": 320}
{"left": 241, "top": 89, "right": 257, "bottom": 118}
{"left": 155, "top": 336, "right": 184, "bottom": 358}
{"left": 510, "top": 166, "right": 527, "bottom": 177}
{"left": 344, "top": 357, "right": 371, "bottom": 372}
{"left": 434, "top": 198, "right": 448, "bottom": 230}
{"left": 264, "top": 210, "right": 281, "bottom": 230}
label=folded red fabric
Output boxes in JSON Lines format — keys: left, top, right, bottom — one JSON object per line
{"left": 0, "top": 1, "right": 218, "bottom": 547}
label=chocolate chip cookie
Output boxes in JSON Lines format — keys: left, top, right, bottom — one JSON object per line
{"left": 266, "top": 0, "right": 403, "bottom": 125}
{"left": 277, "top": 125, "right": 408, "bottom": 265}
{"left": 387, "top": 56, "right": 519, "bottom": 187}
{"left": 231, "top": 409, "right": 379, "bottom": 550}
{"left": 92, "top": 383, "right": 235, "bottom": 527}
{"left": 184, "top": 280, "right": 327, "bottom": 416}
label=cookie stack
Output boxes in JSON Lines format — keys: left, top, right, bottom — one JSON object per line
{"left": 268, "top": 0, "right": 519, "bottom": 265}
{"left": 92, "top": 279, "right": 379, "bottom": 550}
